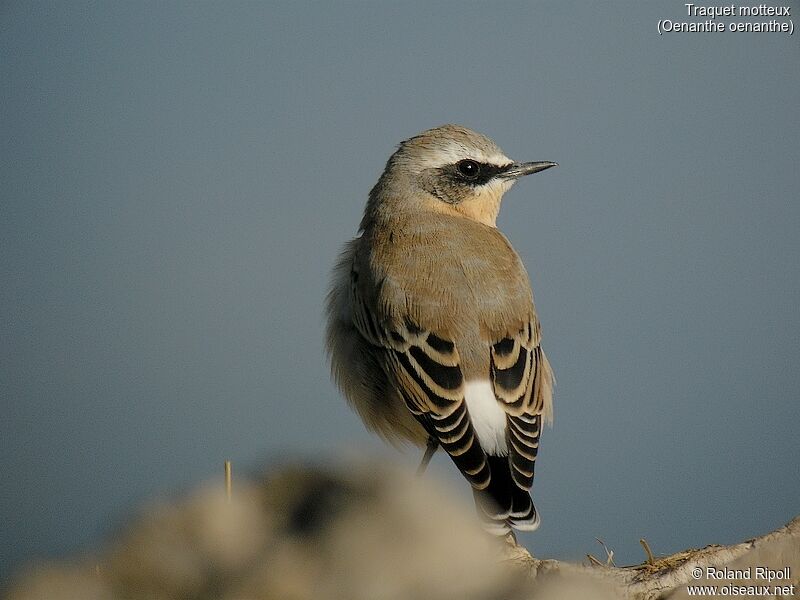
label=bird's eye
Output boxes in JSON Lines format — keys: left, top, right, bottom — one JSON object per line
{"left": 456, "top": 159, "right": 480, "bottom": 179}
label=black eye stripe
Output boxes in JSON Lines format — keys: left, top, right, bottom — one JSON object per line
{"left": 444, "top": 161, "right": 512, "bottom": 186}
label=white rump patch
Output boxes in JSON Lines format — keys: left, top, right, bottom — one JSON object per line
{"left": 464, "top": 380, "right": 508, "bottom": 456}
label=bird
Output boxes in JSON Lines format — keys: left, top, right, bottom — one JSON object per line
{"left": 326, "top": 124, "right": 556, "bottom": 536}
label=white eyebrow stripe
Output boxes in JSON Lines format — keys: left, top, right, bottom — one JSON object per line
{"left": 415, "top": 145, "right": 512, "bottom": 170}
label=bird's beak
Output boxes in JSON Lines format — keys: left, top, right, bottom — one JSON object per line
{"left": 502, "top": 161, "right": 558, "bottom": 179}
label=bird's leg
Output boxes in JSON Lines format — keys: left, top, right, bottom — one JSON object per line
{"left": 504, "top": 530, "right": 518, "bottom": 546}
{"left": 416, "top": 437, "right": 439, "bottom": 476}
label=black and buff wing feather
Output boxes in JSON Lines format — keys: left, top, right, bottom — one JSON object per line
{"left": 348, "top": 275, "right": 491, "bottom": 491}
{"left": 485, "top": 321, "right": 549, "bottom": 528}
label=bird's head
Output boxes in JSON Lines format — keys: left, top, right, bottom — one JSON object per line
{"left": 365, "top": 124, "right": 556, "bottom": 228}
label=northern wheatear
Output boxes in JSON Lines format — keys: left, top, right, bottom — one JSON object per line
{"left": 326, "top": 125, "right": 556, "bottom": 535}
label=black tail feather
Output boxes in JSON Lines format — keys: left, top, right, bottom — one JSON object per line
{"left": 473, "top": 455, "right": 540, "bottom": 534}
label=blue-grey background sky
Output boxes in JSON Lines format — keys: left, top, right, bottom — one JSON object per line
{"left": 2, "top": 1, "right": 798, "bottom": 581}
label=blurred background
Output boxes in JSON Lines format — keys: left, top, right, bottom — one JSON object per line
{"left": 2, "top": 1, "right": 798, "bottom": 581}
